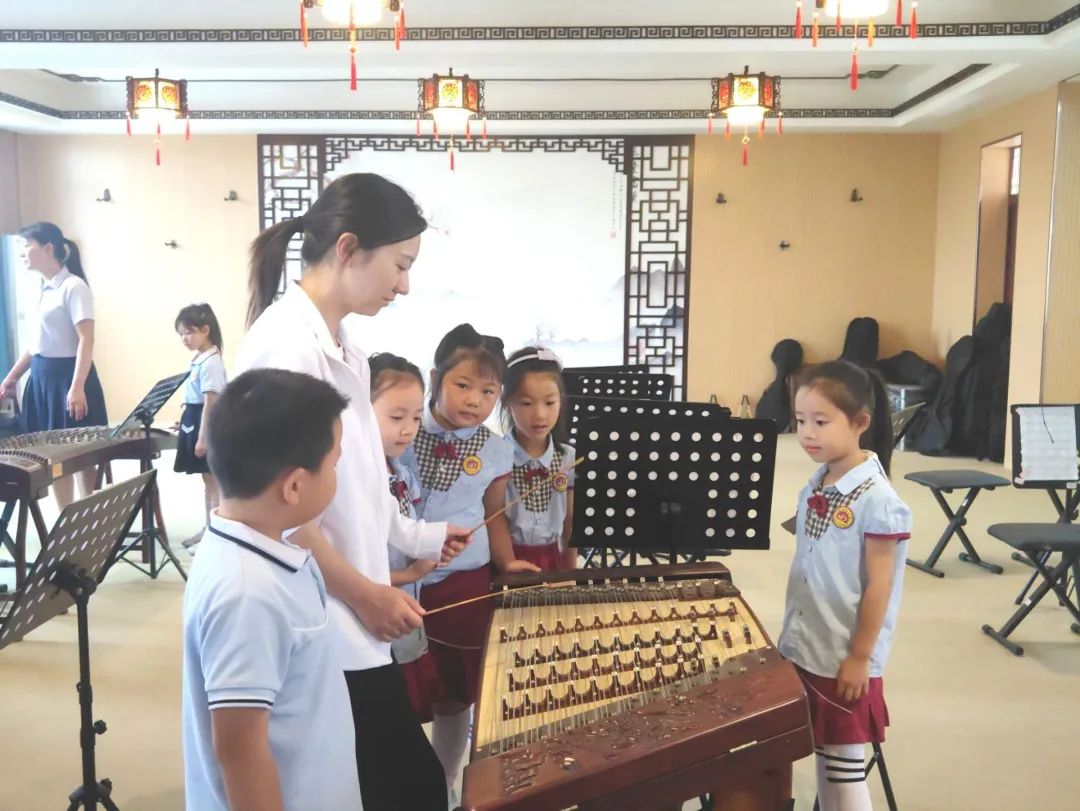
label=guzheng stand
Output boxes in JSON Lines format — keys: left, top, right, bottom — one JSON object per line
{"left": 902, "top": 470, "right": 1009, "bottom": 577}
{"left": 571, "top": 407, "right": 777, "bottom": 564}
{"left": 0, "top": 472, "right": 154, "bottom": 811}
{"left": 105, "top": 372, "right": 189, "bottom": 582}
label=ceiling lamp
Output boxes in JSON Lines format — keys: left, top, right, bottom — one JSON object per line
{"left": 418, "top": 69, "right": 487, "bottom": 171}
{"left": 299, "top": 1, "right": 407, "bottom": 87}
{"left": 125, "top": 69, "right": 190, "bottom": 166}
{"left": 711, "top": 68, "right": 782, "bottom": 166}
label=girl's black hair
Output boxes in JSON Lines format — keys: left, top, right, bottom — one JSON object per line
{"left": 175, "top": 303, "right": 225, "bottom": 353}
{"left": 430, "top": 323, "right": 506, "bottom": 408}
{"left": 247, "top": 173, "right": 427, "bottom": 326}
{"left": 19, "top": 222, "right": 87, "bottom": 284}
{"left": 501, "top": 347, "right": 570, "bottom": 446}
{"left": 796, "top": 360, "right": 894, "bottom": 475}
{"left": 368, "top": 352, "right": 424, "bottom": 399}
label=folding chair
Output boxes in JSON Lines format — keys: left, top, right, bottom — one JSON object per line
{"left": 904, "top": 470, "right": 1009, "bottom": 577}
{"left": 982, "top": 523, "right": 1080, "bottom": 656}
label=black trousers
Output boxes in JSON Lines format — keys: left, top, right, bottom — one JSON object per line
{"left": 345, "top": 662, "right": 448, "bottom": 811}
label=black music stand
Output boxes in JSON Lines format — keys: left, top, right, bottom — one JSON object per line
{"left": 567, "top": 395, "right": 732, "bottom": 447}
{"left": 563, "top": 364, "right": 651, "bottom": 375}
{"left": 106, "top": 372, "right": 189, "bottom": 582}
{"left": 564, "top": 371, "right": 674, "bottom": 401}
{"left": 572, "top": 409, "right": 777, "bottom": 566}
{"left": 0, "top": 471, "right": 154, "bottom": 811}
{"left": 1006, "top": 404, "right": 1080, "bottom": 603}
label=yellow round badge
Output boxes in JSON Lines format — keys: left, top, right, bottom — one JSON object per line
{"left": 462, "top": 455, "right": 483, "bottom": 476}
{"left": 832, "top": 506, "right": 855, "bottom": 529}
{"left": 552, "top": 472, "right": 569, "bottom": 493}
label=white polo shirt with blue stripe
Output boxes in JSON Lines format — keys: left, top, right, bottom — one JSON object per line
{"left": 182, "top": 513, "right": 362, "bottom": 811}
{"left": 778, "top": 453, "right": 912, "bottom": 679}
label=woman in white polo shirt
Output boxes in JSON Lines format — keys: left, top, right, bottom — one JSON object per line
{"left": 237, "top": 173, "right": 469, "bottom": 811}
{"left": 0, "top": 222, "right": 108, "bottom": 507}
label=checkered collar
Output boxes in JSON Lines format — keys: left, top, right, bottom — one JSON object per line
{"left": 208, "top": 511, "right": 310, "bottom": 573}
{"left": 809, "top": 452, "right": 884, "bottom": 495}
{"left": 511, "top": 432, "right": 554, "bottom": 468}
{"left": 422, "top": 407, "right": 480, "bottom": 441}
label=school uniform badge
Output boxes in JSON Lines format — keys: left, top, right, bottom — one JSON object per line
{"left": 462, "top": 455, "right": 483, "bottom": 476}
{"left": 552, "top": 471, "right": 570, "bottom": 493}
{"left": 832, "top": 506, "right": 855, "bottom": 529}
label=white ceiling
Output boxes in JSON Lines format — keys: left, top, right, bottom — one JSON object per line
{"left": 2, "top": 0, "right": 1080, "bottom": 135}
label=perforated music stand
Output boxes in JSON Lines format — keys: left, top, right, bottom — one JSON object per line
{"left": 564, "top": 371, "right": 674, "bottom": 401}
{"left": 572, "top": 410, "right": 777, "bottom": 566}
{"left": 563, "top": 364, "right": 652, "bottom": 376}
{"left": 0, "top": 471, "right": 154, "bottom": 811}
{"left": 107, "top": 372, "right": 189, "bottom": 582}
{"left": 568, "top": 395, "right": 732, "bottom": 447}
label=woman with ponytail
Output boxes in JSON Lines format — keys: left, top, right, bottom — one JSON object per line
{"left": 235, "top": 172, "right": 470, "bottom": 811}
{"left": 0, "top": 222, "right": 107, "bottom": 507}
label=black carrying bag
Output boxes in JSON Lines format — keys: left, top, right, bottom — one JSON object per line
{"left": 953, "top": 303, "right": 1011, "bottom": 460}
{"left": 755, "top": 339, "right": 804, "bottom": 430}
{"left": 914, "top": 336, "right": 976, "bottom": 455}
{"left": 876, "top": 351, "right": 944, "bottom": 402}
{"left": 839, "top": 317, "right": 880, "bottom": 367}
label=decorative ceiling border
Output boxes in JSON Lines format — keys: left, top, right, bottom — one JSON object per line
{"left": 1, "top": 5, "right": 1078, "bottom": 44}
{"left": 0, "top": 65, "right": 989, "bottom": 122}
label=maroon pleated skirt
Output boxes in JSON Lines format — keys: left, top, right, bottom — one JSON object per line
{"left": 796, "top": 665, "right": 889, "bottom": 745}
{"left": 512, "top": 541, "right": 564, "bottom": 572}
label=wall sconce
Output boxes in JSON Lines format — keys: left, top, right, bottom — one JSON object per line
{"left": 779, "top": 241, "right": 792, "bottom": 250}
{"left": 715, "top": 192, "right": 728, "bottom": 205}
{"left": 95, "top": 188, "right": 112, "bottom": 203}
{"left": 223, "top": 190, "right": 238, "bottom": 202}
{"left": 850, "top": 188, "right": 864, "bottom": 203}
{"left": 164, "top": 240, "right": 179, "bottom": 249}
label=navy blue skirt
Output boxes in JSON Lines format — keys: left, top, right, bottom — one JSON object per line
{"left": 21, "top": 355, "right": 108, "bottom": 434}
{"left": 174, "top": 403, "right": 210, "bottom": 474}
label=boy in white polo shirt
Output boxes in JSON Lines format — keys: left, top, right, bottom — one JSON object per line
{"left": 182, "top": 368, "right": 361, "bottom": 811}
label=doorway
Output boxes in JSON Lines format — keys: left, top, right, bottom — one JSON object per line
{"left": 974, "top": 135, "right": 1021, "bottom": 325}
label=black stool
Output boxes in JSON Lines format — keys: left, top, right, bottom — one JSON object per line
{"left": 904, "top": 470, "right": 1010, "bottom": 577}
{"left": 812, "top": 742, "right": 898, "bottom": 811}
{"left": 982, "top": 523, "right": 1080, "bottom": 655}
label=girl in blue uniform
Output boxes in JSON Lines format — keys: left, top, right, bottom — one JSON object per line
{"left": 402, "top": 323, "right": 539, "bottom": 793}
{"left": 174, "top": 303, "right": 227, "bottom": 548}
{"left": 779, "top": 361, "right": 912, "bottom": 811}
{"left": 501, "top": 347, "right": 577, "bottom": 571}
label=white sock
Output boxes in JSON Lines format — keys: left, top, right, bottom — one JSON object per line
{"left": 816, "top": 745, "right": 872, "bottom": 811}
{"left": 432, "top": 706, "right": 472, "bottom": 786}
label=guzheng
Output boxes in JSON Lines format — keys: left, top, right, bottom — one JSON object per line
{"left": 463, "top": 565, "right": 812, "bottom": 811}
{"left": 0, "top": 426, "right": 175, "bottom": 500}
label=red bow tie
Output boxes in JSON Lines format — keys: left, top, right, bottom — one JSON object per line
{"left": 524, "top": 465, "right": 549, "bottom": 483}
{"left": 433, "top": 441, "right": 458, "bottom": 460}
{"left": 808, "top": 493, "right": 830, "bottom": 518}
{"left": 390, "top": 478, "right": 409, "bottom": 500}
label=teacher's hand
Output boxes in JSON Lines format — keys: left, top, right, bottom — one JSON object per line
{"left": 67, "top": 386, "right": 88, "bottom": 421}
{"left": 350, "top": 581, "right": 425, "bottom": 642}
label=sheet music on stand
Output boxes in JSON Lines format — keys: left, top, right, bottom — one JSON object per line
{"left": 1011, "top": 404, "right": 1080, "bottom": 487}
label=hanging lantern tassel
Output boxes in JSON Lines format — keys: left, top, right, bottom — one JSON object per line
{"left": 707, "top": 114, "right": 714, "bottom": 135}
{"left": 466, "top": 117, "right": 472, "bottom": 142}
{"left": 836, "top": 1, "right": 842, "bottom": 33}
{"left": 482, "top": 118, "right": 488, "bottom": 144}
{"left": 433, "top": 118, "right": 439, "bottom": 141}
{"left": 794, "top": 1, "right": 803, "bottom": 39}
{"left": 812, "top": 12, "right": 820, "bottom": 46}
{"left": 758, "top": 117, "right": 765, "bottom": 139}
{"left": 185, "top": 116, "right": 191, "bottom": 141}
{"left": 725, "top": 117, "right": 732, "bottom": 140}
{"left": 449, "top": 136, "right": 456, "bottom": 172}
{"left": 415, "top": 115, "right": 421, "bottom": 137}
{"left": 300, "top": 1, "right": 309, "bottom": 48}
{"left": 348, "top": 5, "right": 358, "bottom": 91}
{"left": 868, "top": 17, "right": 875, "bottom": 46}
{"left": 777, "top": 111, "right": 784, "bottom": 135}
{"left": 741, "top": 134, "right": 750, "bottom": 167}
{"left": 896, "top": 0, "right": 903, "bottom": 26}
{"left": 399, "top": 4, "right": 406, "bottom": 35}
{"left": 125, "top": 112, "right": 132, "bottom": 137}
{"left": 394, "top": 20, "right": 400, "bottom": 50}
{"left": 851, "top": 47, "right": 859, "bottom": 91}
{"left": 155, "top": 122, "right": 161, "bottom": 166}
{"left": 910, "top": 0, "right": 918, "bottom": 39}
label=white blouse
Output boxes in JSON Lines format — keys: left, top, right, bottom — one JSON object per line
{"left": 32, "top": 267, "right": 94, "bottom": 357}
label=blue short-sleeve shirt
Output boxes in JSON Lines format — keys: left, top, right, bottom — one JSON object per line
{"left": 505, "top": 434, "right": 575, "bottom": 547}
{"left": 182, "top": 349, "right": 228, "bottom": 405}
{"left": 401, "top": 409, "right": 513, "bottom": 585}
{"left": 777, "top": 453, "right": 912, "bottom": 679}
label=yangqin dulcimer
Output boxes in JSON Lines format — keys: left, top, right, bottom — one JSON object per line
{"left": 463, "top": 564, "right": 812, "bottom": 811}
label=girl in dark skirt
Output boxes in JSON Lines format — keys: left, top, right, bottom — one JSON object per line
{"left": 174, "top": 304, "right": 227, "bottom": 549}
{"left": 0, "top": 222, "right": 108, "bottom": 507}
{"left": 777, "top": 361, "right": 912, "bottom": 811}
